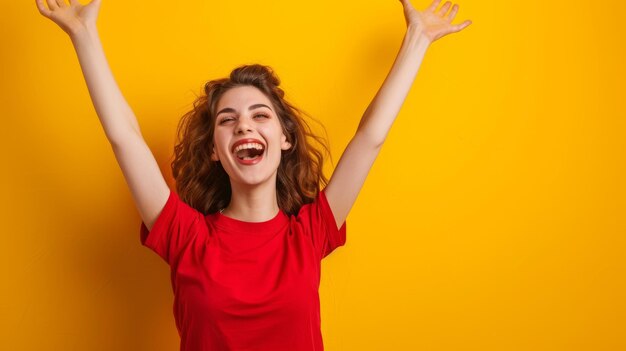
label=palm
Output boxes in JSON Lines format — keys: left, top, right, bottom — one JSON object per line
{"left": 36, "top": 0, "right": 102, "bottom": 35}
{"left": 400, "top": 0, "right": 471, "bottom": 44}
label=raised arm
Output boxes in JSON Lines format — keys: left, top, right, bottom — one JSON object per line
{"left": 36, "top": 0, "right": 170, "bottom": 230}
{"left": 36, "top": 0, "right": 141, "bottom": 141}
{"left": 324, "top": 0, "right": 472, "bottom": 229}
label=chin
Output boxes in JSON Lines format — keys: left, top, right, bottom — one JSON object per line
{"left": 232, "top": 167, "right": 280, "bottom": 187}
{"left": 224, "top": 154, "right": 282, "bottom": 186}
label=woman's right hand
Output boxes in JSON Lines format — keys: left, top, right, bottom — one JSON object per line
{"left": 35, "top": 0, "right": 102, "bottom": 36}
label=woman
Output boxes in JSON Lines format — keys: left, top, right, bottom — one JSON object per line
{"left": 36, "top": 0, "right": 471, "bottom": 350}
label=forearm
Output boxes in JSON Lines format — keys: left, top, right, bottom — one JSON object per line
{"left": 356, "top": 26, "right": 430, "bottom": 146}
{"left": 70, "top": 25, "right": 141, "bottom": 144}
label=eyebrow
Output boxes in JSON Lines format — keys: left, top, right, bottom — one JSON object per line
{"left": 216, "top": 104, "right": 272, "bottom": 117}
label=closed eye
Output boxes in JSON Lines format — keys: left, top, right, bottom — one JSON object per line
{"left": 219, "top": 114, "right": 269, "bottom": 125}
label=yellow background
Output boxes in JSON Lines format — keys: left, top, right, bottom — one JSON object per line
{"left": 2, "top": 0, "right": 624, "bottom": 349}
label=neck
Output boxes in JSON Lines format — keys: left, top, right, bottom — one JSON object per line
{"left": 222, "top": 175, "right": 280, "bottom": 222}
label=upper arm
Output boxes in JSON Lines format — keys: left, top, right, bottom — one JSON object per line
{"left": 324, "top": 132, "right": 382, "bottom": 229}
{"left": 110, "top": 131, "right": 170, "bottom": 232}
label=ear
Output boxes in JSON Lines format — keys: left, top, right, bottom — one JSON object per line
{"left": 280, "top": 134, "right": 292, "bottom": 151}
{"left": 210, "top": 146, "right": 219, "bottom": 161}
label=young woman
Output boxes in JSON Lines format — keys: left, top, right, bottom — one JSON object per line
{"left": 36, "top": 0, "right": 471, "bottom": 349}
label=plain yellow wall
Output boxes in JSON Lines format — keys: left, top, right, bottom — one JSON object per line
{"left": 2, "top": 0, "right": 624, "bottom": 350}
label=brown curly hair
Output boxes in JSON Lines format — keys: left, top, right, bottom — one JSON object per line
{"left": 171, "top": 64, "right": 332, "bottom": 216}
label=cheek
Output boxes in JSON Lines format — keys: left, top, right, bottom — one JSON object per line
{"left": 212, "top": 131, "right": 227, "bottom": 151}
{"left": 265, "top": 123, "right": 286, "bottom": 142}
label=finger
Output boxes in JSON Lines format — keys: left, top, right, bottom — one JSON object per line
{"left": 69, "top": 0, "right": 81, "bottom": 6}
{"left": 35, "top": 0, "right": 52, "bottom": 16}
{"left": 446, "top": 4, "right": 459, "bottom": 22}
{"left": 88, "top": 0, "right": 103, "bottom": 12}
{"left": 438, "top": 1, "right": 452, "bottom": 17}
{"left": 399, "top": 0, "right": 414, "bottom": 10}
{"left": 426, "top": 0, "right": 441, "bottom": 13}
{"left": 55, "top": 0, "right": 68, "bottom": 7}
{"left": 451, "top": 20, "right": 472, "bottom": 33}
{"left": 45, "top": 0, "right": 58, "bottom": 10}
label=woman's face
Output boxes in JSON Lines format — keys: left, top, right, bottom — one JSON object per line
{"left": 211, "top": 85, "right": 291, "bottom": 186}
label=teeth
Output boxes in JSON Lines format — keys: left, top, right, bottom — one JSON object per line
{"left": 234, "top": 142, "right": 264, "bottom": 153}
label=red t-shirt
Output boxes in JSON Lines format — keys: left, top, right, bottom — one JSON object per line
{"left": 139, "top": 188, "right": 347, "bottom": 351}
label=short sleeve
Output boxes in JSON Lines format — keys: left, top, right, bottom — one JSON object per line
{"left": 139, "top": 189, "right": 205, "bottom": 265}
{"left": 296, "top": 188, "right": 347, "bottom": 259}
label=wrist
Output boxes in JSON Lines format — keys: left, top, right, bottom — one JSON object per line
{"left": 404, "top": 26, "right": 431, "bottom": 51}
{"left": 69, "top": 22, "right": 98, "bottom": 42}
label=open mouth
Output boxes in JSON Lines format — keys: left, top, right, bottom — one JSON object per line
{"left": 233, "top": 142, "right": 265, "bottom": 163}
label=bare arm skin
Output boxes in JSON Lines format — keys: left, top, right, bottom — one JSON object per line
{"left": 36, "top": 0, "right": 169, "bottom": 230}
{"left": 324, "top": 0, "right": 472, "bottom": 229}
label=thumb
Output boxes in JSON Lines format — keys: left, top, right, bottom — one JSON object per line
{"left": 69, "top": 0, "right": 101, "bottom": 6}
{"left": 399, "top": 0, "right": 413, "bottom": 7}
{"left": 86, "top": 0, "right": 103, "bottom": 10}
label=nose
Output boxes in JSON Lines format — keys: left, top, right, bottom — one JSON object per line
{"left": 234, "top": 116, "right": 254, "bottom": 135}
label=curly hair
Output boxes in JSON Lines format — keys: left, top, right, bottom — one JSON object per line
{"left": 171, "top": 64, "right": 332, "bottom": 216}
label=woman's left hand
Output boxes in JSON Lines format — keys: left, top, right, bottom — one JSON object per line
{"left": 399, "top": 0, "right": 472, "bottom": 44}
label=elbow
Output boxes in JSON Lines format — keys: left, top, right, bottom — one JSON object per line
{"left": 107, "top": 127, "right": 143, "bottom": 148}
{"left": 354, "top": 130, "right": 385, "bottom": 150}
